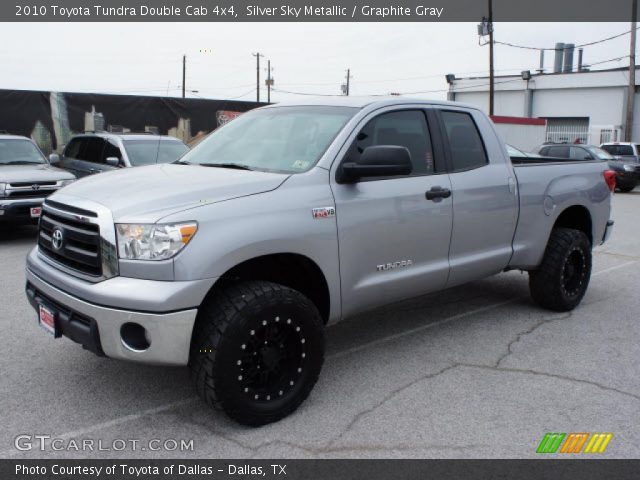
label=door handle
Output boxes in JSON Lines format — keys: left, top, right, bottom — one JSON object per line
{"left": 425, "top": 186, "right": 452, "bottom": 201}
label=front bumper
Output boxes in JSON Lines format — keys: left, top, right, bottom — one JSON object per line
{"left": 0, "top": 197, "right": 45, "bottom": 221}
{"left": 24, "top": 254, "right": 211, "bottom": 366}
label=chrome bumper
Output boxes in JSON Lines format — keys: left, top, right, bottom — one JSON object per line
{"left": 26, "top": 267, "right": 199, "bottom": 366}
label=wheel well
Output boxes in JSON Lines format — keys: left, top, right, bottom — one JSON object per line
{"left": 215, "top": 254, "right": 331, "bottom": 324}
{"left": 553, "top": 206, "right": 593, "bottom": 245}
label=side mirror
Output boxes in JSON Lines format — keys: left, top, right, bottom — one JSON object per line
{"left": 339, "top": 145, "right": 412, "bottom": 183}
{"left": 48, "top": 153, "right": 60, "bottom": 165}
{"left": 105, "top": 157, "right": 120, "bottom": 167}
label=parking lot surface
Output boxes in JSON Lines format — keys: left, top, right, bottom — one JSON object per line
{"left": 1, "top": 190, "right": 639, "bottom": 459}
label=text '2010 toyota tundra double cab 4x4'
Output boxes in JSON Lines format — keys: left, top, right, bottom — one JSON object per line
{"left": 25, "top": 98, "right": 614, "bottom": 426}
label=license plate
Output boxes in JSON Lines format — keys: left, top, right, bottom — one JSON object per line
{"left": 38, "top": 304, "right": 57, "bottom": 336}
{"left": 30, "top": 207, "right": 42, "bottom": 218}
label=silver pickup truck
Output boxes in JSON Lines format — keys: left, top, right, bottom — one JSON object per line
{"left": 25, "top": 98, "right": 614, "bottom": 426}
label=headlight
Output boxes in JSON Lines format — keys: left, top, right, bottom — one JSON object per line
{"left": 0, "top": 183, "right": 6, "bottom": 197}
{"left": 116, "top": 222, "right": 198, "bottom": 261}
{"left": 58, "top": 179, "right": 76, "bottom": 187}
{"left": 623, "top": 164, "right": 635, "bottom": 172}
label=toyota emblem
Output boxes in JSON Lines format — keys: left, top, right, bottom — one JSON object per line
{"left": 51, "top": 228, "right": 64, "bottom": 251}
{"left": 31, "top": 184, "right": 40, "bottom": 191}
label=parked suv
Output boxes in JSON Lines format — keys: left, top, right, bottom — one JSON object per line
{"left": 0, "top": 134, "right": 75, "bottom": 223}
{"left": 52, "top": 132, "right": 189, "bottom": 177}
{"left": 537, "top": 143, "right": 639, "bottom": 192}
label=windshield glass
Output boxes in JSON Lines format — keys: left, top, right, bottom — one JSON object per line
{"left": 0, "top": 139, "right": 46, "bottom": 165}
{"left": 179, "top": 106, "right": 357, "bottom": 173}
{"left": 123, "top": 140, "right": 189, "bottom": 166}
{"left": 587, "top": 147, "right": 614, "bottom": 160}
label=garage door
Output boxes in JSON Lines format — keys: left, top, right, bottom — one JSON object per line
{"left": 545, "top": 118, "right": 590, "bottom": 144}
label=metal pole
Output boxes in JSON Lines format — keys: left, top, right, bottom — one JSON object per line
{"left": 267, "top": 60, "right": 271, "bottom": 103}
{"left": 346, "top": 69, "right": 350, "bottom": 96}
{"left": 625, "top": 0, "right": 637, "bottom": 141}
{"left": 488, "top": 0, "right": 495, "bottom": 116}
{"left": 182, "top": 55, "right": 186, "bottom": 99}
{"left": 252, "top": 52, "right": 262, "bottom": 102}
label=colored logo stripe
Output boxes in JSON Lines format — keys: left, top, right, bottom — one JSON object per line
{"left": 560, "top": 433, "right": 589, "bottom": 453}
{"left": 537, "top": 433, "right": 566, "bottom": 453}
{"left": 537, "top": 433, "right": 613, "bottom": 454}
{"left": 584, "top": 433, "right": 613, "bottom": 454}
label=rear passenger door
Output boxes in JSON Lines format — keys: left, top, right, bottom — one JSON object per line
{"left": 438, "top": 109, "right": 519, "bottom": 287}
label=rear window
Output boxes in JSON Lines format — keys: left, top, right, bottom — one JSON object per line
{"left": 123, "top": 140, "right": 189, "bottom": 166}
{"left": 602, "top": 144, "right": 634, "bottom": 156}
{"left": 441, "top": 111, "right": 488, "bottom": 171}
{"left": 547, "top": 146, "right": 570, "bottom": 158}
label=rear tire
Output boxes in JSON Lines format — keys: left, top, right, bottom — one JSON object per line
{"left": 618, "top": 184, "right": 636, "bottom": 193}
{"left": 529, "top": 228, "right": 592, "bottom": 312}
{"left": 189, "top": 281, "right": 325, "bottom": 426}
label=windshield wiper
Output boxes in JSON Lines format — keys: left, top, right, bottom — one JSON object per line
{"left": 173, "top": 160, "right": 191, "bottom": 165}
{"left": 2, "top": 161, "right": 43, "bottom": 165}
{"left": 197, "top": 163, "right": 254, "bottom": 171}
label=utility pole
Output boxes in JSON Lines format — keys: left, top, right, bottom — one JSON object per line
{"left": 265, "top": 60, "right": 274, "bottom": 103}
{"left": 346, "top": 69, "right": 351, "bottom": 96}
{"left": 253, "top": 52, "right": 263, "bottom": 102}
{"left": 182, "top": 55, "right": 186, "bottom": 99}
{"left": 488, "top": 0, "right": 495, "bottom": 116}
{"left": 625, "top": 0, "right": 637, "bottom": 141}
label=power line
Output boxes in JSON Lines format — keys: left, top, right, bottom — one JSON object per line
{"left": 495, "top": 27, "right": 640, "bottom": 51}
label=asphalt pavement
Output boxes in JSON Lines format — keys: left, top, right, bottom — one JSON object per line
{"left": 1, "top": 190, "right": 639, "bottom": 459}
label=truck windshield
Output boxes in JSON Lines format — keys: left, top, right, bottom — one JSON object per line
{"left": 0, "top": 139, "right": 46, "bottom": 165}
{"left": 178, "top": 106, "right": 357, "bottom": 173}
{"left": 123, "top": 140, "right": 189, "bottom": 166}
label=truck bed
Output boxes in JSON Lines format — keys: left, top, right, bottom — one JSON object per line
{"left": 508, "top": 159, "right": 611, "bottom": 269}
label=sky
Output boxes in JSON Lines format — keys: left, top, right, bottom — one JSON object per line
{"left": 0, "top": 22, "right": 634, "bottom": 102}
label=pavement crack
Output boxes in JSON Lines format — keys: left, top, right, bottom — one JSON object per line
{"left": 459, "top": 363, "right": 640, "bottom": 403}
{"left": 495, "top": 312, "right": 572, "bottom": 368}
{"left": 323, "top": 364, "right": 460, "bottom": 451}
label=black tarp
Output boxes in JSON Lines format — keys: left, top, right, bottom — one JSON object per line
{"left": 0, "top": 89, "right": 263, "bottom": 154}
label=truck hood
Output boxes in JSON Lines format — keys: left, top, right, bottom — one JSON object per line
{"left": 0, "top": 164, "right": 76, "bottom": 183}
{"left": 50, "top": 164, "right": 290, "bottom": 221}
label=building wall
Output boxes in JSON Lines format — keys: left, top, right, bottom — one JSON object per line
{"left": 530, "top": 87, "right": 624, "bottom": 126}
{"left": 457, "top": 90, "right": 526, "bottom": 117}
{"left": 450, "top": 69, "right": 640, "bottom": 141}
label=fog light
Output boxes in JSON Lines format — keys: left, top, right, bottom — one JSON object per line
{"left": 120, "top": 322, "right": 150, "bottom": 351}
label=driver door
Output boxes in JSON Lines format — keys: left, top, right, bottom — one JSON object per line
{"left": 331, "top": 108, "right": 453, "bottom": 318}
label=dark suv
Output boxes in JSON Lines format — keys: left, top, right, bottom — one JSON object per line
{"left": 537, "top": 144, "right": 639, "bottom": 192}
{"left": 52, "top": 132, "right": 189, "bottom": 178}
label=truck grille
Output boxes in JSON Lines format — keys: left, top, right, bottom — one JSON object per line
{"left": 6, "top": 182, "right": 57, "bottom": 199}
{"left": 38, "top": 203, "right": 102, "bottom": 277}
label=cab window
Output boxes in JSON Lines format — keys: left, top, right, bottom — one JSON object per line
{"left": 440, "top": 111, "right": 488, "bottom": 171}
{"left": 347, "top": 110, "right": 435, "bottom": 177}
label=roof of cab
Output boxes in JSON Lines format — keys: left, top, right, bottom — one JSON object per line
{"left": 262, "top": 96, "right": 481, "bottom": 111}
{"left": 0, "top": 134, "right": 31, "bottom": 141}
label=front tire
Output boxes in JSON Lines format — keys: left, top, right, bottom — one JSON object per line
{"left": 189, "top": 281, "right": 325, "bottom": 426}
{"left": 529, "top": 228, "right": 592, "bottom": 312}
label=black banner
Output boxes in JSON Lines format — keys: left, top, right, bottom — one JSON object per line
{"left": 3, "top": 0, "right": 640, "bottom": 22}
{"left": 3, "top": 459, "right": 640, "bottom": 479}
{"left": 0, "top": 89, "right": 263, "bottom": 155}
